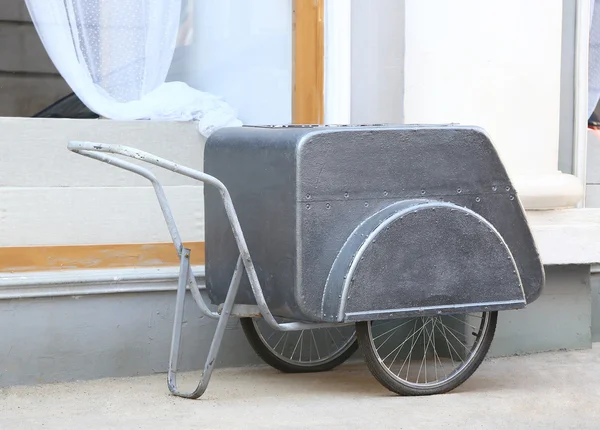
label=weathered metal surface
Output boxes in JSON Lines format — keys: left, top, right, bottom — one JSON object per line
{"left": 330, "top": 201, "right": 525, "bottom": 323}
{"left": 68, "top": 140, "right": 346, "bottom": 334}
{"left": 204, "top": 125, "right": 545, "bottom": 322}
{"left": 69, "top": 140, "right": 353, "bottom": 400}
{"left": 220, "top": 304, "right": 262, "bottom": 318}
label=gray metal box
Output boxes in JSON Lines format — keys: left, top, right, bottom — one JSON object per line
{"left": 204, "top": 125, "right": 544, "bottom": 323}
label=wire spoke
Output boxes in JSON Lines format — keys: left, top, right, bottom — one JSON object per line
{"left": 417, "top": 318, "right": 436, "bottom": 383}
{"left": 403, "top": 321, "right": 420, "bottom": 380}
{"left": 326, "top": 328, "right": 340, "bottom": 350}
{"left": 445, "top": 314, "right": 478, "bottom": 331}
{"left": 436, "top": 321, "right": 467, "bottom": 365}
{"left": 438, "top": 320, "right": 464, "bottom": 366}
{"left": 381, "top": 321, "right": 427, "bottom": 363}
{"left": 376, "top": 325, "right": 405, "bottom": 352}
{"left": 438, "top": 319, "right": 470, "bottom": 351}
{"left": 397, "top": 319, "right": 428, "bottom": 379}
{"left": 429, "top": 318, "right": 439, "bottom": 381}
{"left": 467, "top": 313, "right": 483, "bottom": 319}
{"left": 271, "top": 332, "right": 287, "bottom": 351}
{"left": 266, "top": 330, "right": 278, "bottom": 343}
{"left": 370, "top": 313, "right": 490, "bottom": 388}
{"left": 299, "top": 331, "right": 304, "bottom": 362}
{"left": 441, "top": 323, "right": 472, "bottom": 341}
{"left": 280, "top": 332, "right": 290, "bottom": 356}
{"left": 432, "top": 318, "right": 448, "bottom": 380}
{"left": 372, "top": 318, "right": 417, "bottom": 341}
{"left": 251, "top": 320, "right": 356, "bottom": 368}
{"left": 373, "top": 324, "right": 403, "bottom": 343}
{"left": 310, "top": 329, "right": 321, "bottom": 361}
{"left": 386, "top": 330, "right": 409, "bottom": 372}
{"left": 334, "top": 327, "right": 346, "bottom": 339}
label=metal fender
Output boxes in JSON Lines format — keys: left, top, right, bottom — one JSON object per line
{"left": 322, "top": 200, "right": 525, "bottom": 323}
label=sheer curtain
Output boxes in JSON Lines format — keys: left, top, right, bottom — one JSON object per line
{"left": 25, "top": 0, "right": 242, "bottom": 137}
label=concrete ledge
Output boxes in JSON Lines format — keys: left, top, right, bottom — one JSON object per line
{"left": 0, "top": 266, "right": 205, "bottom": 300}
{"left": 0, "top": 289, "right": 263, "bottom": 387}
{"left": 527, "top": 208, "right": 600, "bottom": 265}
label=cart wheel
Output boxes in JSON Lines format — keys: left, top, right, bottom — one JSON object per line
{"left": 356, "top": 311, "right": 497, "bottom": 395}
{"left": 240, "top": 317, "right": 358, "bottom": 373}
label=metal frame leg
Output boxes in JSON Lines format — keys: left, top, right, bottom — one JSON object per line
{"left": 168, "top": 251, "right": 244, "bottom": 399}
{"left": 67, "top": 141, "right": 353, "bottom": 399}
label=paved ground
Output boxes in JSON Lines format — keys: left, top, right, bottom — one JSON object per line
{"left": 1, "top": 346, "right": 600, "bottom": 429}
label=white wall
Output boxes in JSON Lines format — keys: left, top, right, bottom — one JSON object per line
{"left": 173, "top": 0, "right": 406, "bottom": 127}
{"left": 403, "top": 0, "right": 583, "bottom": 209}
{"left": 0, "top": 118, "right": 204, "bottom": 246}
{"left": 173, "top": 0, "right": 405, "bottom": 126}
{"left": 350, "top": 0, "right": 405, "bottom": 124}
{"left": 172, "top": 0, "right": 293, "bottom": 125}
{"left": 404, "top": 0, "right": 562, "bottom": 176}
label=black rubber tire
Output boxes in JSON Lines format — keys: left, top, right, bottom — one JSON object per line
{"left": 240, "top": 317, "right": 359, "bottom": 373}
{"left": 356, "top": 311, "right": 498, "bottom": 396}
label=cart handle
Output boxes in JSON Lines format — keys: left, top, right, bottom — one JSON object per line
{"left": 68, "top": 141, "right": 216, "bottom": 319}
{"left": 67, "top": 141, "right": 338, "bottom": 332}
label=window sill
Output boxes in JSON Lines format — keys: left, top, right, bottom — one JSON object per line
{"left": 528, "top": 208, "right": 600, "bottom": 266}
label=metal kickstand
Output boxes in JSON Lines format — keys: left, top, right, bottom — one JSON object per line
{"left": 167, "top": 250, "right": 244, "bottom": 398}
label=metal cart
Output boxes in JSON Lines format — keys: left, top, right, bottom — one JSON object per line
{"left": 68, "top": 124, "right": 544, "bottom": 399}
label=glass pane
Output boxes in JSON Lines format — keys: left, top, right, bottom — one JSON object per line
{"left": 167, "top": 0, "right": 294, "bottom": 125}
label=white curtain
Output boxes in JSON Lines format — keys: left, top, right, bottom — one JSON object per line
{"left": 24, "top": 0, "right": 242, "bottom": 137}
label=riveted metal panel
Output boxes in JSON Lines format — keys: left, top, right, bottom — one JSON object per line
{"left": 339, "top": 202, "right": 525, "bottom": 322}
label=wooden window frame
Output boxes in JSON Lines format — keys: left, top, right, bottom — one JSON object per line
{"left": 293, "top": 0, "right": 324, "bottom": 124}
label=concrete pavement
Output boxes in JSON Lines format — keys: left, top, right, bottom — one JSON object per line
{"left": 1, "top": 345, "right": 600, "bottom": 429}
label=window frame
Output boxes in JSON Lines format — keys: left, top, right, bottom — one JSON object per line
{"left": 293, "top": 0, "right": 324, "bottom": 124}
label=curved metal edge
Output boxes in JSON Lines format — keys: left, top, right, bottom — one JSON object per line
{"left": 321, "top": 200, "right": 429, "bottom": 322}
{"left": 335, "top": 201, "right": 525, "bottom": 321}
{"left": 461, "top": 128, "right": 545, "bottom": 304}
{"left": 343, "top": 300, "right": 525, "bottom": 322}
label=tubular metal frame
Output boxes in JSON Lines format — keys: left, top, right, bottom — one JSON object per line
{"left": 67, "top": 141, "right": 350, "bottom": 399}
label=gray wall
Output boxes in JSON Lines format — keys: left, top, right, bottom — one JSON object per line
{"left": 0, "top": 0, "right": 70, "bottom": 117}
{"left": 0, "top": 289, "right": 263, "bottom": 387}
{"left": 593, "top": 274, "right": 600, "bottom": 341}
{"left": 0, "top": 265, "right": 591, "bottom": 387}
{"left": 491, "top": 265, "right": 591, "bottom": 356}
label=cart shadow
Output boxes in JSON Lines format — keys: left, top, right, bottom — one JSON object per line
{"left": 185, "top": 358, "right": 539, "bottom": 402}
{"left": 254, "top": 362, "right": 389, "bottom": 396}
{"left": 209, "top": 361, "right": 506, "bottom": 400}
{"left": 235, "top": 361, "right": 526, "bottom": 399}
